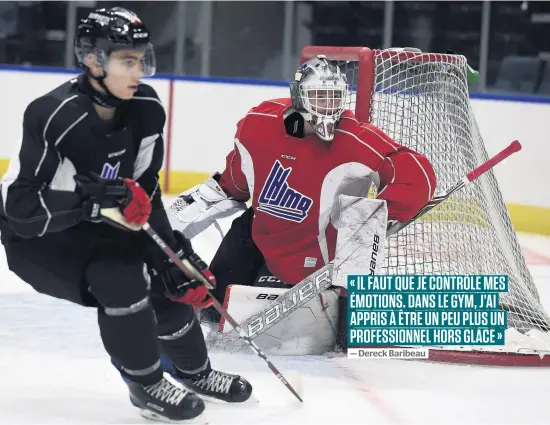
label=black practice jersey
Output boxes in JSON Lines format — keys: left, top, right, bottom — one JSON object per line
{"left": 0, "top": 74, "right": 176, "bottom": 251}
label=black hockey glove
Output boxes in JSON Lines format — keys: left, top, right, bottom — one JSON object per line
{"left": 74, "top": 172, "right": 131, "bottom": 223}
{"left": 151, "top": 230, "right": 216, "bottom": 308}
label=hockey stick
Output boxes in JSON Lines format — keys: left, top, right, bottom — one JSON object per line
{"left": 216, "top": 140, "right": 522, "bottom": 344}
{"left": 385, "top": 139, "right": 522, "bottom": 237}
{"left": 140, "top": 222, "right": 304, "bottom": 403}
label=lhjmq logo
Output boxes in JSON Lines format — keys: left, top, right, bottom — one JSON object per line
{"left": 101, "top": 161, "right": 120, "bottom": 179}
{"left": 257, "top": 160, "right": 313, "bottom": 223}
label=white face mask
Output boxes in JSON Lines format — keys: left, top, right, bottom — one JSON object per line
{"left": 290, "top": 55, "right": 349, "bottom": 141}
{"left": 299, "top": 83, "right": 348, "bottom": 142}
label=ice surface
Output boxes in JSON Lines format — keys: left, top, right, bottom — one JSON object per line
{"left": 1, "top": 223, "right": 550, "bottom": 424}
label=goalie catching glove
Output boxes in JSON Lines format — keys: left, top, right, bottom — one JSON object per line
{"left": 167, "top": 173, "right": 247, "bottom": 239}
{"left": 150, "top": 230, "right": 216, "bottom": 308}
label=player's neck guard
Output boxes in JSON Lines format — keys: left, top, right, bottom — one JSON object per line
{"left": 79, "top": 73, "right": 126, "bottom": 109}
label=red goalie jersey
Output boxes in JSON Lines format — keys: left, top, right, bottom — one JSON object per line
{"left": 218, "top": 98, "right": 436, "bottom": 285}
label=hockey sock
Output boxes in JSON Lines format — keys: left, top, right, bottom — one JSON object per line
{"left": 99, "top": 305, "right": 163, "bottom": 386}
{"left": 159, "top": 314, "right": 209, "bottom": 376}
{"left": 86, "top": 250, "right": 163, "bottom": 387}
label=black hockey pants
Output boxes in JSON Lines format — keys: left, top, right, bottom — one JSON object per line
{"left": 3, "top": 223, "right": 208, "bottom": 383}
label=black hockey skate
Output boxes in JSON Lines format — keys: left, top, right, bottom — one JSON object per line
{"left": 127, "top": 375, "right": 205, "bottom": 423}
{"left": 178, "top": 367, "right": 252, "bottom": 403}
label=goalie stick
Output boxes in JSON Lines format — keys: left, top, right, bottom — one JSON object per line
{"left": 213, "top": 140, "right": 522, "bottom": 345}
{"left": 385, "top": 140, "right": 522, "bottom": 237}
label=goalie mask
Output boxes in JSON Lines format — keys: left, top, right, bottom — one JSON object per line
{"left": 290, "top": 55, "right": 348, "bottom": 141}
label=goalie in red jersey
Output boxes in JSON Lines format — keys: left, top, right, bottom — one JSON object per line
{"left": 168, "top": 55, "right": 436, "bottom": 354}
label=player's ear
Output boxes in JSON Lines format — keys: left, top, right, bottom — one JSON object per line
{"left": 86, "top": 52, "right": 104, "bottom": 78}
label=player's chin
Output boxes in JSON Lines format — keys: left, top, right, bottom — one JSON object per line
{"left": 119, "top": 87, "right": 139, "bottom": 99}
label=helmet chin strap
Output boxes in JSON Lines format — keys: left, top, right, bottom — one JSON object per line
{"left": 81, "top": 70, "right": 126, "bottom": 109}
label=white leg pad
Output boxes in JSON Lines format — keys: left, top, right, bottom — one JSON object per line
{"left": 219, "top": 284, "right": 341, "bottom": 355}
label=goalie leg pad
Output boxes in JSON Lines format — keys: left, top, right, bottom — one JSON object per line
{"left": 255, "top": 287, "right": 340, "bottom": 355}
{"left": 221, "top": 284, "right": 341, "bottom": 355}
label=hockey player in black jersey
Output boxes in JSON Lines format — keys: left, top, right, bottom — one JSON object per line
{"left": 0, "top": 7, "right": 251, "bottom": 423}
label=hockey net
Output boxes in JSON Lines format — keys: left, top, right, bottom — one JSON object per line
{"left": 301, "top": 46, "right": 550, "bottom": 366}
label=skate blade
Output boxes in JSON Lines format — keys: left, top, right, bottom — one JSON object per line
{"left": 194, "top": 393, "right": 259, "bottom": 405}
{"left": 247, "top": 394, "right": 260, "bottom": 404}
{"left": 139, "top": 408, "right": 208, "bottom": 424}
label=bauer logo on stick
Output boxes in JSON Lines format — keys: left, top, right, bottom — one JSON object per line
{"left": 257, "top": 160, "right": 313, "bottom": 223}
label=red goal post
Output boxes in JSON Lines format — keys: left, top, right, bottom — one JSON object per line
{"left": 299, "top": 46, "right": 550, "bottom": 366}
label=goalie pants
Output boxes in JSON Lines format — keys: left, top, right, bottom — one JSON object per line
{"left": 209, "top": 207, "right": 348, "bottom": 350}
{"left": 2, "top": 223, "right": 208, "bottom": 385}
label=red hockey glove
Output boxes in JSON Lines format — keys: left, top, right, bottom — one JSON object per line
{"left": 118, "top": 179, "right": 151, "bottom": 226}
{"left": 153, "top": 231, "right": 216, "bottom": 308}
{"left": 75, "top": 173, "right": 151, "bottom": 229}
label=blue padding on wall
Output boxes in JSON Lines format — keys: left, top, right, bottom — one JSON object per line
{"left": 1, "top": 63, "right": 549, "bottom": 104}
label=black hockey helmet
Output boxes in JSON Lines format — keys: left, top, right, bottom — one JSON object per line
{"left": 75, "top": 7, "right": 155, "bottom": 77}
{"left": 74, "top": 7, "right": 156, "bottom": 106}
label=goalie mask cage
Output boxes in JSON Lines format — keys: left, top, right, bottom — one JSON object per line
{"left": 300, "top": 46, "right": 550, "bottom": 366}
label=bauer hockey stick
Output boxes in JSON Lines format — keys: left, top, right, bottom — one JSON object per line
{"left": 140, "top": 222, "right": 304, "bottom": 403}
{"left": 216, "top": 139, "right": 523, "bottom": 344}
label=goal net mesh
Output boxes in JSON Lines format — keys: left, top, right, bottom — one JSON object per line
{"left": 332, "top": 48, "right": 550, "bottom": 355}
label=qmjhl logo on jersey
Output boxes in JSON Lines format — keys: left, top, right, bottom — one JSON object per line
{"left": 257, "top": 160, "right": 313, "bottom": 223}
{"left": 101, "top": 161, "right": 120, "bottom": 179}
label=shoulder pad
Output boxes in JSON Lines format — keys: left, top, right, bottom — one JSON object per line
{"left": 134, "top": 82, "right": 160, "bottom": 100}
{"left": 24, "top": 91, "right": 81, "bottom": 138}
{"left": 250, "top": 98, "right": 291, "bottom": 116}
{"left": 131, "top": 83, "right": 166, "bottom": 126}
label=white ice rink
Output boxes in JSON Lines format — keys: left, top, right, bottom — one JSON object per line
{"left": 1, "top": 218, "right": 550, "bottom": 424}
